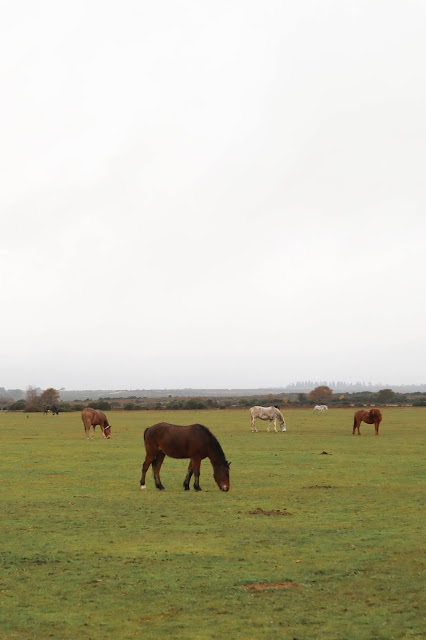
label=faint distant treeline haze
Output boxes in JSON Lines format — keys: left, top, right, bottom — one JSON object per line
{"left": 1, "top": 381, "right": 426, "bottom": 401}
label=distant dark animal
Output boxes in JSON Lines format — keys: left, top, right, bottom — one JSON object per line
{"left": 353, "top": 408, "right": 382, "bottom": 436}
{"left": 140, "top": 422, "right": 230, "bottom": 492}
{"left": 249, "top": 406, "right": 286, "bottom": 432}
{"left": 43, "top": 405, "right": 59, "bottom": 415}
{"left": 81, "top": 408, "right": 111, "bottom": 439}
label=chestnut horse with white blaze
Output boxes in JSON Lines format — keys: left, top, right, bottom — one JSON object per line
{"left": 140, "top": 422, "right": 230, "bottom": 492}
{"left": 353, "top": 408, "right": 382, "bottom": 436}
{"left": 81, "top": 408, "right": 111, "bottom": 439}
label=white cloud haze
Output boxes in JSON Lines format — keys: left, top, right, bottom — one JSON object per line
{"left": 1, "top": 0, "right": 425, "bottom": 389}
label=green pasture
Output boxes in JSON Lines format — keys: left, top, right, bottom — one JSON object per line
{"left": 1, "top": 408, "right": 424, "bottom": 639}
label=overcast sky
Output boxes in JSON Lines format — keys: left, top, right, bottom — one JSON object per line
{"left": 1, "top": 0, "right": 425, "bottom": 390}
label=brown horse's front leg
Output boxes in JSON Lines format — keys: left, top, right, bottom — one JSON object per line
{"left": 140, "top": 455, "right": 155, "bottom": 490}
{"left": 183, "top": 462, "right": 193, "bottom": 491}
{"left": 152, "top": 452, "right": 166, "bottom": 490}
{"left": 192, "top": 459, "right": 202, "bottom": 491}
{"left": 375, "top": 422, "right": 380, "bottom": 435}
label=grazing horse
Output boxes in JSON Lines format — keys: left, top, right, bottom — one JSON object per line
{"left": 140, "top": 422, "right": 230, "bottom": 492}
{"left": 43, "top": 405, "right": 59, "bottom": 415}
{"left": 81, "top": 408, "right": 111, "bottom": 439}
{"left": 353, "top": 408, "right": 382, "bottom": 436}
{"left": 313, "top": 405, "right": 328, "bottom": 413}
{"left": 249, "top": 406, "right": 286, "bottom": 433}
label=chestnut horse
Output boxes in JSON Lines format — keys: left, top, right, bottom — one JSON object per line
{"left": 140, "top": 422, "right": 230, "bottom": 492}
{"left": 81, "top": 408, "right": 111, "bottom": 439}
{"left": 353, "top": 408, "right": 382, "bottom": 436}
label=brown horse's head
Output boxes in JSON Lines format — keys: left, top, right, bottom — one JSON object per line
{"left": 103, "top": 425, "right": 111, "bottom": 439}
{"left": 214, "top": 461, "right": 230, "bottom": 491}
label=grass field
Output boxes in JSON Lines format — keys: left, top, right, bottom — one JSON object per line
{"left": 1, "top": 408, "right": 424, "bottom": 639}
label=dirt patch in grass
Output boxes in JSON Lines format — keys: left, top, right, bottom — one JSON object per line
{"left": 242, "top": 581, "right": 299, "bottom": 591}
{"left": 248, "top": 507, "right": 292, "bottom": 516}
{"left": 305, "top": 485, "right": 338, "bottom": 489}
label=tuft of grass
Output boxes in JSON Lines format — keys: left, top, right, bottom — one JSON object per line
{"left": 0, "top": 408, "right": 424, "bottom": 639}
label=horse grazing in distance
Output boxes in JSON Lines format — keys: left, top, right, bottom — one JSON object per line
{"left": 249, "top": 406, "right": 286, "bottom": 433}
{"left": 81, "top": 408, "right": 111, "bottom": 439}
{"left": 140, "top": 423, "right": 230, "bottom": 492}
{"left": 313, "top": 405, "right": 328, "bottom": 413}
{"left": 353, "top": 408, "right": 382, "bottom": 436}
{"left": 43, "top": 405, "right": 59, "bottom": 415}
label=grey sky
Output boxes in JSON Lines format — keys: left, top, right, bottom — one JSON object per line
{"left": 1, "top": 0, "right": 425, "bottom": 390}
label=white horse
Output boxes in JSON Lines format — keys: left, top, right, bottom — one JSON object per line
{"left": 313, "top": 404, "right": 328, "bottom": 413}
{"left": 249, "top": 406, "right": 286, "bottom": 433}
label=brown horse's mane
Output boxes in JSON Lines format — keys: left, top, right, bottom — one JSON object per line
{"left": 194, "top": 424, "right": 229, "bottom": 466}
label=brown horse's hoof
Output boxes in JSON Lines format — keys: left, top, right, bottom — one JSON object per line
{"left": 140, "top": 485, "right": 146, "bottom": 491}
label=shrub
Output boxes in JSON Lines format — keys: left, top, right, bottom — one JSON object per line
{"left": 412, "top": 399, "right": 426, "bottom": 407}
{"left": 57, "top": 403, "right": 73, "bottom": 412}
{"left": 91, "top": 401, "right": 111, "bottom": 411}
{"left": 9, "top": 400, "right": 26, "bottom": 411}
{"left": 182, "top": 399, "right": 207, "bottom": 410}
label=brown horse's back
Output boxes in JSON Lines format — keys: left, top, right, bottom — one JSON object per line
{"left": 144, "top": 422, "right": 211, "bottom": 459}
{"left": 354, "top": 408, "right": 382, "bottom": 425}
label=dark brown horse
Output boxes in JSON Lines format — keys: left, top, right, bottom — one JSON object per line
{"left": 140, "top": 422, "right": 230, "bottom": 492}
{"left": 81, "top": 408, "right": 111, "bottom": 439}
{"left": 353, "top": 408, "right": 382, "bottom": 436}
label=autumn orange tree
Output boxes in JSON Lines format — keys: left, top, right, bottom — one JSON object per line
{"left": 40, "top": 387, "right": 60, "bottom": 409}
{"left": 308, "top": 385, "right": 333, "bottom": 404}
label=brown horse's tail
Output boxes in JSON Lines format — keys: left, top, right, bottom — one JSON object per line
{"left": 353, "top": 415, "right": 357, "bottom": 428}
{"left": 143, "top": 427, "right": 150, "bottom": 441}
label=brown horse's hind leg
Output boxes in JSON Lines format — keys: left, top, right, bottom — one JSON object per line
{"left": 191, "top": 458, "right": 202, "bottom": 491}
{"left": 353, "top": 418, "right": 361, "bottom": 435}
{"left": 183, "top": 462, "right": 194, "bottom": 491}
{"left": 152, "top": 452, "right": 166, "bottom": 490}
{"left": 83, "top": 419, "right": 91, "bottom": 439}
{"left": 375, "top": 421, "right": 380, "bottom": 435}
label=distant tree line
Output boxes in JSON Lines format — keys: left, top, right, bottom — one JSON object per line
{"left": 3, "top": 385, "right": 426, "bottom": 412}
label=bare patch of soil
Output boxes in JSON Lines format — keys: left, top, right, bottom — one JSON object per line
{"left": 242, "top": 581, "right": 298, "bottom": 591}
{"left": 306, "top": 485, "right": 337, "bottom": 489}
{"left": 248, "top": 507, "right": 292, "bottom": 516}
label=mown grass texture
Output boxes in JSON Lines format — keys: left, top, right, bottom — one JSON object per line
{"left": 1, "top": 408, "right": 424, "bottom": 639}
